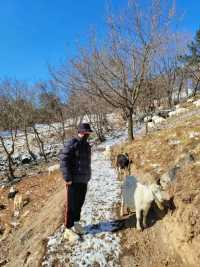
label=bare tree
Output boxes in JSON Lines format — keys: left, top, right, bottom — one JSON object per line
{"left": 69, "top": 0, "right": 179, "bottom": 141}
{"left": 36, "top": 81, "right": 70, "bottom": 144}
{"left": 76, "top": 92, "right": 109, "bottom": 141}
{"left": 12, "top": 83, "right": 38, "bottom": 161}
{"left": 0, "top": 80, "right": 21, "bottom": 180}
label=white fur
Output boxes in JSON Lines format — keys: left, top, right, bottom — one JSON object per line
{"left": 151, "top": 115, "right": 165, "bottom": 124}
{"left": 48, "top": 164, "right": 60, "bottom": 175}
{"left": 134, "top": 183, "right": 170, "bottom": 230}
{"left": 169, "top": 107, "right": 188, "bottom": 117}
{"left": 103, "top": 146, "right": 111, "bottom": 160}
{"left": 120, "top": 181, "right": 170, "bottom": 230}
{"left": 147, "top": 122, "right": 155, "bottom": 129}
{"left": 187, "top": 98, "right": 194, "bottom": 103}
{"left": 159, "top": 173, "right": 171, "bottom": 190}
{"left": 144, "top": 116, "right": 152, "bottom": 123}
{"left": 193, "top": 99, "right": 200, "bottom": 107}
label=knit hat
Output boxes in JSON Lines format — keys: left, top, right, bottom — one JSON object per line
{"left": 78, "top": 123, "right": 93, "bottom": 133}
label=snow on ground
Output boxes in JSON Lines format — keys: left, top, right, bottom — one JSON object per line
{"left": 42, "top": 128, "right": 141, "bottom": 267}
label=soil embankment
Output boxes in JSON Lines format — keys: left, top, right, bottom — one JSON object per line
{"left": 0, "top": 171, "right": 64, "bottom": 267}
{"left": 112, "top": 104, "right": 200, "bottom": 267}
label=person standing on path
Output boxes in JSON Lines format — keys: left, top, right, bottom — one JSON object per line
{"left": 59, "top": 123, "right": 93, "bottom": 235}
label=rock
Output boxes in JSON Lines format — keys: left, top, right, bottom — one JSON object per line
{"left": 0, "top": 259, "right": 8, "bottom": 266}
{"left": 0, "top": 203, "right": 6, "bottom": 210}
{"left": 21, "top": 210, "right": 30, "bottom": 218}
{"left": 156, "top": 109, "right": 171, "bottom": 118}
{"left": 62, "top": 229, "right": 80, "bottom": 243}
{"left": 21, "top": 154, "right": 32, "bottom": 164}
{"left": 164, "top": 165, "right": 180, "bottom": 182}
{"left": 0, "top": 223, "right": 11, "bottom": 241}
{"left": 0, "top": 224, "right": 5, "bottom": 235}
{"left": 193, "top": 99, "right": 200, "bottom": 107}
{"left": 10, "top": 221, "right": 20, "bottom": 228}
{"left": 14, "top": 210, "right": 20, "bottom": 217}
{"left": 8, "top": 186, "right": 18, "bottom": 199}
{"left": 12, "top": 153, "right": 21, "bottom": 163}
{"left": 47, "top": 237, "right": 58, "bottom": 247}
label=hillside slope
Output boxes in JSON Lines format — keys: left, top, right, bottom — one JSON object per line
{"left": 1, "top": 97, "right": 200, "bottom": 267}
{"left": 112, "top": 99, "right": 200, "bottom": 267}
{"left": 0, "top": 172, "right": 64, "bottom": 267}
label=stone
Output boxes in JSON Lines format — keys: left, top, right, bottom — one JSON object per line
{"left": 62, "top": 228, "right": 80, "bottom": 243}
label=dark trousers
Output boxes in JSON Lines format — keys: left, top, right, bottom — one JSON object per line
{"left": 64, "top": 183, "right": 87, "bottom": 228}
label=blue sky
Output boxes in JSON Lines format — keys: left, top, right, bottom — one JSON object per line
{"left": 0, "top": 0, "right": 199, "bottom": 83}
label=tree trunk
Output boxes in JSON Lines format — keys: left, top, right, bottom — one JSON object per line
{"left": 145, "top": 122, "right": 149, "bottom": 135}
{"left": 167, "top": 90, "right": 173, "bottom": 108}
{"left": 0, "top": 133, "right": 16, "bottom": 181}
{"left": 87, "top": 112, "right": 105, "bottom": 142}
{"left": 61, "top": 120, "right": 66, "bottom": 144}
{"left": 127, "top": 109, "right": 134, "bottom": 142}
{"left": 58, "top": 109, "right": 66, "bottom": 144}
{"left": 192, "top": 79, "right": 200, "bottom": 96}
{"left": 24, "top": 126, "right": 37, "bottom": 161}
{"left": 177, "top": 78, "right": 184, "bottom": 103}
{"left": 32, "top": 125, "right": 47, "bottom": 162}
{"left": 7, "top": 155, "right": 15, "bottom": 181}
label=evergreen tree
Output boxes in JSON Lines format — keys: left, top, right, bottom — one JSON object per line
{"left": 180, "top": 28, "right": 200, "bottom": 95}
{"left": 184, "top": 29, "right": 200, "bottom": 65}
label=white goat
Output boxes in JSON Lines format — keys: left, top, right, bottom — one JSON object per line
{"left": 48, "top": 164, "right": 60, "bottom": 175}
{"left": 193, "top": 99, "right": 200, "bottom": 107}
{"left": 159, "top": 172, "right": 171, "bottom": 190}
{"left": 169, "top": 107, "right": 188, "bottom": 117}
{"left": 103, "top": 146, "right": 111, "bottom": 160}
{"left": 144, "top": 116, "right": 152, "bottom": 123}
{"left": 135, "top": 183, "right": 169, "bottom": 230}
{"left": 151, "top": 115, "right": 165, "bottom": 124}
{"left": 121, "top": 178, "right": 170, "bottom": 230}
{"left": 187, "top": 98, "right": 194, "bottom": 103}
{"left": 147, "top": 121, "right": 155, "bottom": 129}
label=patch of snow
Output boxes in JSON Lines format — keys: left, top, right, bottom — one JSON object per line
{"left": 187, "top": 98, "right": 194, "bottom": 103}
{"left": 193, "top": 99, "right": 200, "bottom": 107}
{"left": 189, "top": 132, "right": 200, "bottom": 139}
{"left": 169, "top": 107, "right": 188, "bottom": 117}
{"left": 168, "top": 139, "right": 181, "bottom": 145}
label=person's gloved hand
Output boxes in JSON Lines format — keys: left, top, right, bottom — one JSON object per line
{"left": 65, "top": 181, "right": 72, "bottom": 186}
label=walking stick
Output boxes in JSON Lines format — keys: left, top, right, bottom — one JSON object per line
{"left": 64, "top": 183, "right": 70, "bottom": 227}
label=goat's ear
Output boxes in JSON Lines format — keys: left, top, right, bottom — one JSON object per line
{"left": 156, "top": 178, "right": 161, "bottom": 185}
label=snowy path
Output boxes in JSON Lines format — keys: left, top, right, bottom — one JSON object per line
{"left": 42, "top": 133, "right": 127, "bottom": 267}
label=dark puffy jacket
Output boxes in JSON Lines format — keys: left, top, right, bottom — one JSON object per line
{"left": 59, "top": 137, "right": 91, "bottom": 183}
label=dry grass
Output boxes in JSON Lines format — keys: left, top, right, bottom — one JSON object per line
{"left": 113, "top": 98, "right": 200, "bottom": 267}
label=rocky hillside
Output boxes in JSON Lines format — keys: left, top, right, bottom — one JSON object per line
{"left": 0, "top": 96, "right": 200, "bottom": 267}
{"left": 112, "top": 96, "right": 200, "bottom": 267}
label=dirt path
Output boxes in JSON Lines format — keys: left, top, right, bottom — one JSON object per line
{"left": 1, "top": 146, "right": 123, "bottom": 267}
{"left": 42, "top": 150, "right": 122, "bottom": 267}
